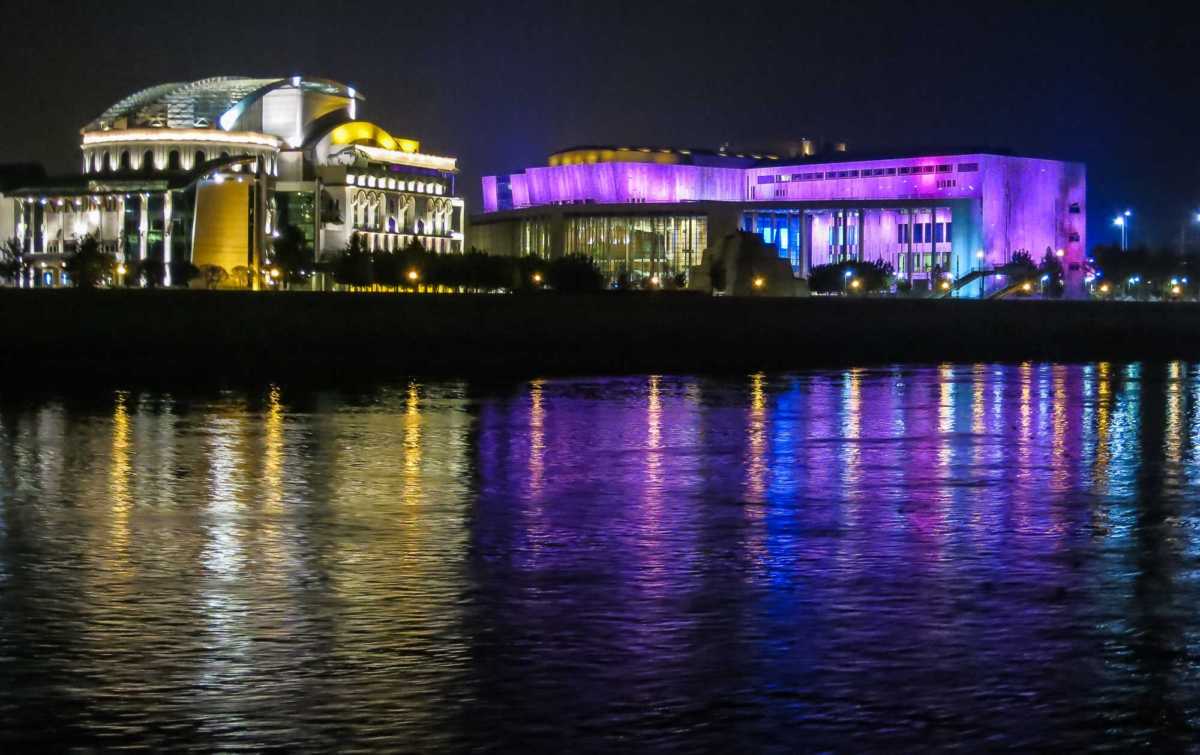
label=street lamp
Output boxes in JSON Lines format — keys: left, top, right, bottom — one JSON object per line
{"left": 843, "top": 269, "right": 852, "bottom": 295}
{"left": 1113, "top": 215, "right": 1127, "bottom": 250}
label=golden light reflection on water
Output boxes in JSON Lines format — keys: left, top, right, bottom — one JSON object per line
{"left": 263, "top": 385, "right": 284, "bottom": 512}
{"left": 404, "top": 381, "right": 423, "bottom": 506}
{"left": 745, "top": 372, "right": 767, "bottom": 503}
{"left": 1166, "top": 361, "right": 1184, "bottom": 470}
{"left": 108, "top": 391, "right": 132, "bottom": 560}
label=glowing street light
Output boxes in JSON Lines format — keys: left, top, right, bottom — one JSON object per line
{"left": 753, "top": 276, "right": 766, "bottom": 289}
{"left": 1113, "top": 209, "right": 1132, "bottom": 250}
{"left": 531, "top": 272, "right": 543, "bottom": 285}
{"left": 407, "top": 269, "right": 420, "bottom": 283}
{"left": 848, "top": 278, "right": 861, "bottom": 291}
{"left": 1055, "top": 248, "right": 1065, "bottom": 258}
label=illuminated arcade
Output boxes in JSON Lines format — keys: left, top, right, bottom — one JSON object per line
{"left": 0, "top": 76, "right": 465, "bottom": 287}
{"left": 474, "top": 145, "right": 1087, "bottom": 294}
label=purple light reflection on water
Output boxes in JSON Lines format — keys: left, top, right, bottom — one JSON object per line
{"left": 0, "top": 364, "right": 1196, "bottom": 750}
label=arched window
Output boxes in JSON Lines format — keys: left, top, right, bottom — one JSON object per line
{"left": 102, "top": 152, "right": 112, "bottom": 172}
{"left": 167, "top": 151, "right": 181, "bottom": 170}
{"left": 194, "top": 150, "right": 206, "bottom": 169}
{"left": 90, "top": 154, "right": 99, "bottom": 173}
{"left": 220, "top": 151, "right": 230, "bottom": 160}
{"left": 143, "top": 150, "right": 154, "bottom": 172}
{"left": 119, "top": 151, "right": 131, "bottom": 171}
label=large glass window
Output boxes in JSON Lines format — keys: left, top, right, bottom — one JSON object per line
{"left": 562, "top": 214, "right": 708, "bottom": 284}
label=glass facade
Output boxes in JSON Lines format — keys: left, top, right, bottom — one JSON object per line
{"left": 562, "top": 214, "right": 707, "bottom": 283}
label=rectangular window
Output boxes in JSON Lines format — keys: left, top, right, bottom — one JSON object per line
{"left": 937, "top": 164, "right": 952, "bottom": 173}
{"left": 1069, "top": 232, "right": 1081, "bottom": 242}
{"left": 898, "top": 167, "right": 911, "bottom": 175}
{"left": 1069, "top": 203, "right": 1081, "bottom": 214}
{"left": 913, "top": 224, "right": 923, "bottom": 244}
{"left": 934, "top": 223, "right": 944, "bottom": 243}
{"left": 756, "top": 175, "right": 775, "bottom": 185}
{"left": 847, "top": 170, "right": 860, "bottom": 178}
{"left": 925, "top": 222, "right": 933, "bottom": 242}
{"left": 958, "top": 163, "right": 979, "bottom": 172}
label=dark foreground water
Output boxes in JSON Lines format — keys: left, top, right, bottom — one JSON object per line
{"left": 2, "top": 364, "right": 1199, "bottom": 751}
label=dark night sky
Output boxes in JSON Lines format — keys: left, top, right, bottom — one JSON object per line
{"left": 2, "top": 0, "right": 1196, "bottom": 247}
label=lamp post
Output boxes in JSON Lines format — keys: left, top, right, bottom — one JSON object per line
{"left": 843, "top": 269, "right": 852, "bottom": 295}
{"left": 1113, "top": 209, "right": 1132, "bottom": 251}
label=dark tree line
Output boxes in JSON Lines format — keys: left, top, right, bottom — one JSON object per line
{"left": 809, "top": 259, "right": 894, "bottom": 294}
{"left": 324, "top": 234, "right": 605, "bottom": 293}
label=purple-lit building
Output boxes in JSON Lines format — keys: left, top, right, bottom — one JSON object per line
{"left": 472, "top": 146, "right": 1086, "bottom": 294}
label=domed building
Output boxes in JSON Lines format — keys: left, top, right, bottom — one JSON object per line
{"left": 1, "top": 76, "right": 464, "bottom": 287}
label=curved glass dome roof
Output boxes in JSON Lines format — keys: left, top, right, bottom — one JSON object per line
{"left": 85, "top": 76, "right": 362, "bottom": 132}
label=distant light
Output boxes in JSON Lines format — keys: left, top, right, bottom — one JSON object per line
{"left": 1172, "top": 285, "right": 1183, "bottom": 296}
{"left": 844, "top": 270, "right": 853, "bottom": 278}
{"left": 1124, "top": 209, "right": 1132, "bottom": 217}
{"left": 976, "top": 250, "right": 985, "bottom": 259}
{"left": 407, "top": 269, "right": 420, "bottom": 282}
{"left": 1113, "top": 217, "right": 1125, "bottom": 227}
{"left": 1056, "top": 248, "right": 1065, "bottom": 258}
{"left": 754, "top": 276, "right": 767, "bottom": 289}
{"left": 650, "top": 275, "right": 661, "bottom": 287}
{"left": 1022, "top": 282, "right": 1033, "bottom": 292}
{"left": 1099, "top": 283, "right": 1110, "bottom": 293}
{"left": 532, "top": 272, "right": 543, "bottom": 285}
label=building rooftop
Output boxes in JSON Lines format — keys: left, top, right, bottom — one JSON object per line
{"left": 84, "top": 76, "right": 362, "bottom": 132}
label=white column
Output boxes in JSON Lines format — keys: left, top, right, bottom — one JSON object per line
{"left": 138, "top": 194, "right": 149, "bottom": 261}
{"left": 163, "top": 192, "right": 173, "bottom": 285}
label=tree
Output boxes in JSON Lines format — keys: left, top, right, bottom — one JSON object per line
{"left": 546, "top": 255, "right": 605, "bottom": 292}
{"left": 0, "top": 237, "right": 24, "bottom": 285}
{"left": 1038, "top": 249, "right": 1065, "bottom": 298}
{"left": 808, "top": 260, "right": 893, "bottom": 294}
{"left": 710, "top": 259, "right": 727, "bottom": 293}
{"left": 333, "top": 233, "right": 373, "bottom": 288}
{"left": 230, "top": 266, "right": 257, "bottom": 289}
{"left": 170, "top": 259, "right": 200, "bottom": 287}
{"left": 271, "top": 224, "right": 311, "bottom": 289}
{"left": 200, "top": 265, "right": 229, "bottom": 290}
{"left": 63, "top": 235, "right": 115, "bottom": 289}
{"left": 373, "top": 248, "right": 402, "bottom": 289}
{"left": 132, "top": 257, "right": 166, "bottom": 288}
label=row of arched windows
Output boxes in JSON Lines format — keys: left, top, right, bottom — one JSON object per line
{"left": 83, "top": 147, "right": 276, "bottom": 175}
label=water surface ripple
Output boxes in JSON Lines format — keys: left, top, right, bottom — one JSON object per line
{"left": 1, "top": 364, "right": 1198, "bottom": 751}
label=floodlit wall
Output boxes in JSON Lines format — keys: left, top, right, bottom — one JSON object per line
{"left": 192, "top": 180, "right": 252, "bottom": 275}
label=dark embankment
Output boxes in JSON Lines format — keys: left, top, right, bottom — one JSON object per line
{"left": 3, "top": 289, "right": 1199, "bottom": 386}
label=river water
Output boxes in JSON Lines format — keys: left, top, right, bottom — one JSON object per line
{"left": 1, "top": 364, "right": 1198, "bottom": 751}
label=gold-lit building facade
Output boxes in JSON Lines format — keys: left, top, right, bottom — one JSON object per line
{"left": 0, "top": 76, "right": 465, "bottom": 288}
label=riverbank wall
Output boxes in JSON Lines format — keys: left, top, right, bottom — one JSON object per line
{"left": 2, "top": 289, "right": 1197, "bottom": 385}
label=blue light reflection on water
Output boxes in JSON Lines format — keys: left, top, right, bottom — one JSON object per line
{"left": 1, "top": 363, "right": 1199, "bottom": 750}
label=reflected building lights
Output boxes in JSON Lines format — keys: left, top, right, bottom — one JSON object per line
{"left": 745, "top": 372, "right": 767, "bottom": 504}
